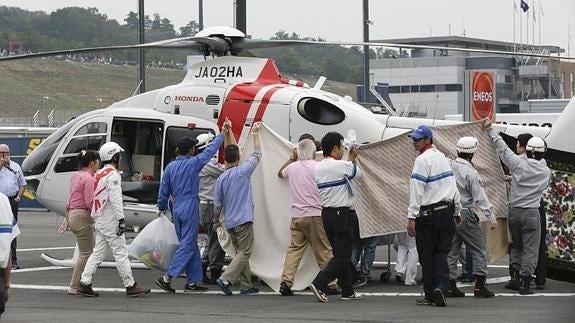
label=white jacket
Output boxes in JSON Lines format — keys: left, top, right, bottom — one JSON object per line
{"left": 0, "top": 193, "right": 20, "bottom": 268}
{"left": 92, "top": 164, "right": 124, "bottom": 236}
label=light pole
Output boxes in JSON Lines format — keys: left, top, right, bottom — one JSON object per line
{"left": 41, "top": 96, "right": 50, "bottom": 127}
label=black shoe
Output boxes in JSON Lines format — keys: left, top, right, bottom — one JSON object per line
{"left": 474, "top": 275, "right": 494, "bottom": 298}
{"left": 240, "top": 287, "right": 259, "bottom": 295}
{"left": 78, "top": 283, "right": 100, "bottom": 297}
{"left": 416, "top": 298, "right": 433, "bottom": 306}
{"left": 279, "top": 282, "right": 294, "bottom": 296}
{"left": 505, "top": 269, "right": 520, "bottom": 290}
{"left": 324, "top": 286, "right": 342, "bottom": 295}
{"left": 519, "top": 276, "right": 535, "bottom": 295}
{"left": 474, "top": 285, "right": 495, "bottom": 298}
{"left": 395, "top": 273, "right": 404, "bottom": 283}
{"left": 11, "top": 263, "right": 20, "bottom": 270}
{"left": 155, "top": 277, "right": 176, "bottom": 294}
{"left": 535, "top": 284, "right": 546, "bottom": 290}
{"left": 216, "top": 278, "right": 233, "bottom": 296}
{"left": 352, "top": 277, "right": 368, "bottom": 288}
{"left": 184, "top": 282, "right": 208, "bottom": 292}
{"left": 433, "top": 288, "right": 446, "bottom": 307}
{"left": 446, "top": 280, "right": 465, "bottom": 298}
{"left": 456, "top": 273, "right": 474, "bottom": 283}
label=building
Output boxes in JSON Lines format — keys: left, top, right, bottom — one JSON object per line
{"left": 370, "top": 36, "right": 575, "bottom": 120}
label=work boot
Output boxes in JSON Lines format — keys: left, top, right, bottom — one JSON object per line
{"left": 77, "top": 283, "right": 99, "bottom": 297}
{"left": 446, "top": 279, "right": 465, "bottom": 298}
{"left": 126, "top": 282, "right": 151, "bottom": 297}
{"left": 474, "top": 275, "right": 495, "bottom": 298}
{"left": 505, "top": 268, "right": 520, "bottom": 291}
{"left": 519, "top": 276, "right": 535, "bottom": 295}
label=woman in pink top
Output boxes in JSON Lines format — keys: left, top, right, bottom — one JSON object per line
{"left": 65, "top": 150, "right": 100, "bottom": 295}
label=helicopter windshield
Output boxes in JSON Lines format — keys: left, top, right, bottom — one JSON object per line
{"left": 21, "top": 120, "right": 76, "bottom": 176}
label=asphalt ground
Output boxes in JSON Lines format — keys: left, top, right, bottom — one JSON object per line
{"left": 3, "top": 212, "right": 575, "bottom": 323}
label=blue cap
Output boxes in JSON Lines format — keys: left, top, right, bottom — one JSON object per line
{"left": 409, "top": 125, "right": 433, "bottom": 140}
{"left": 177, "top": 136, "right": 198, "bottom": 153}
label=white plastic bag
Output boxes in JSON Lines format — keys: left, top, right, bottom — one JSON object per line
{"left": 128, "top": 215, "right": 179, "bottom": 272}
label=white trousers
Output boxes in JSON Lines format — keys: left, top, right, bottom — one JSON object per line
{"left": 395, "top": 232, "right": 418, "bottom": 285}
{"left": 80, "top": 230, "right": 135, "bottom": 288}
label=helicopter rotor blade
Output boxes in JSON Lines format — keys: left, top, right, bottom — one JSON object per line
{"left": 234, "top": 39, "right": 575, "bottom": 61}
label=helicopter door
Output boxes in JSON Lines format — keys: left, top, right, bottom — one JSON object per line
{"left": 110, "top": 118, "right": 164, "bottom": 205}
{"left": 40, "top": 117, "right": 110, "bottom": 213}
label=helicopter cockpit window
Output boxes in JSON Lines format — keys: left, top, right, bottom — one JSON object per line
{"left": 21, "top": 120, "right": 76, "bottom": 176}
{"left": 297, "top": 97, "right": 345, "bottom": 125}
{"left": 56, "top": 122, "right": 108, "bottom": 173}
{"left": 74, "top": 122, "right": 107, "bottom": 136}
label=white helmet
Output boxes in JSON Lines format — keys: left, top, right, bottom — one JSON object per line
{"left": 99, "top": 142, "right": 125, "bottom": 162}
{"left": 195, "top": 133, "right": 215, "bottom": 150}
{"left": 456, "top": 136, "right": 479, "bottom": 154}
{"left": 526, "top": 137, "right": 546, "bottom": 153}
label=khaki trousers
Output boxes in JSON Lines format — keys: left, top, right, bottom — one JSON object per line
{"left": 67, "top": 209, "right": 95, "bottom": 289}
{"left": 222, "top": 222, "right": 254, "bottom": 289}
{"left": 281, "top": 216, "right": 334, "bottom": 287}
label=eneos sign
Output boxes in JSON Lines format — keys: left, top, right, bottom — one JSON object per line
{"left": 471, "top": 71, "right": 495, "bottom": 121}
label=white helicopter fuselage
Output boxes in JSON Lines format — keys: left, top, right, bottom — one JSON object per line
{"left": 22, "top": 55, "right": 575, "bottom": 228}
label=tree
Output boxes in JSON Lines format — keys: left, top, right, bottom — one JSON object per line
{"left": 179, "top": 20, "right": 199, "bottom": 37}
{"left": 160, "top": 18, "right": 175, "bottom": 37}
{"left": 124, "top": 11, "right": 138, "bottom": 30}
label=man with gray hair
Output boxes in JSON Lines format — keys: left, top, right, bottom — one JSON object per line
{"left": 277, "top": 138, "right": 334, "bottom": 296}
{"left": 0, "top": 144, "right": 26, "bottom": 270}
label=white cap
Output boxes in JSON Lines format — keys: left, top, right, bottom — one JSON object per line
{"left": 456, "top": 136, "right": 479, "bottom": 154}
{"left": 99, "top": 142, "right": 125, "bottom": 162}
{"left": 526, "top": 137, "right": 546, "bottom": 153}
{"left": 195, "top": 133, "right": 215, "bottom": 150}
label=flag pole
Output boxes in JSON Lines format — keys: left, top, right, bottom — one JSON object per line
{"left": 532, "top": 0, "right": 535, "bottom": 46}
{"left": 511, "top": 0, "right": 517, "bottom": 52}
{"left": 538, "top": 0, "right": 541, "bottom": 46}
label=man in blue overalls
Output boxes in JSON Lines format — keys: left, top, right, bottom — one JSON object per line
{"left": 155, "top": 120, "right": 230, "bottom": 293}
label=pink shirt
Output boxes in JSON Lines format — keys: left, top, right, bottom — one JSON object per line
{"left": 281, "top": 160, "right": 322, "bottom": 218}
{"left": 66, "top": 167, "right": 95, "bottom": 211}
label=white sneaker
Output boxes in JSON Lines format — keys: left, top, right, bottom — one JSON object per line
{"left": 341, "top": 293, "right": 363, "bottom": 300}
{"left": 309, "top": 284, "right": 328, "bottom": 303}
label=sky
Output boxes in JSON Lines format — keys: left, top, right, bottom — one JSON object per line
{"left": 2, "top": 0, "right": 574, "bottom": 57}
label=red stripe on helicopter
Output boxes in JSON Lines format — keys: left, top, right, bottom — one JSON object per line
{"left": 217, "top": 58, "right": 284, "bottom": 140}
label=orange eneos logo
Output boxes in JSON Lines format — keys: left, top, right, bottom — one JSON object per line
{"left": 471, "top": 72, "right": 495, "bottom": 121}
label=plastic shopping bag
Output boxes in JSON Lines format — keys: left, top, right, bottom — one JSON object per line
{"left": 128, "top": 215, "right": 179, "bottom": 272}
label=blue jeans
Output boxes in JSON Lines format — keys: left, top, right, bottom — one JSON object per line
{"left": 351, "top": 236, "right": 379, "bottom": 278}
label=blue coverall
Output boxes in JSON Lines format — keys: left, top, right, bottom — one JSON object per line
{"left": 157, "top": 134, "right": 224, "bottom": 283}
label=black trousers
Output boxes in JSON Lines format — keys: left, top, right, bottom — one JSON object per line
{"left": 415, "top": 208, "right": 456, "bottom": 300}
{"left": 8, "top": 197, "right": 18, "bottom": 264}
{"left": 535, "top": 200, "right": 547, "bottom": 285}
{"left": 313, "top": 207, "right": 355, "bottom": 297}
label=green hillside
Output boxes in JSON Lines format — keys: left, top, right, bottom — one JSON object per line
{"left": 0, "top": 59, "right": 356, "bottom": 122}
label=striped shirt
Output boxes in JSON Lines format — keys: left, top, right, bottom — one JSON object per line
{"left": 315, "top": 157, "right": 361, "bottom": 208}
{"left": 408, "top": 147, "right": 461, "bottom": 219}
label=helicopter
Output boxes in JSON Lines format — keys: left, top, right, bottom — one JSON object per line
{"left": 2, "top": 26, "right": 574, "bottom": 230}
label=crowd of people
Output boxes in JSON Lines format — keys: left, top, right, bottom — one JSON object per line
{"left": 0, "top": 118, "right": 552, "bottom": 314}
